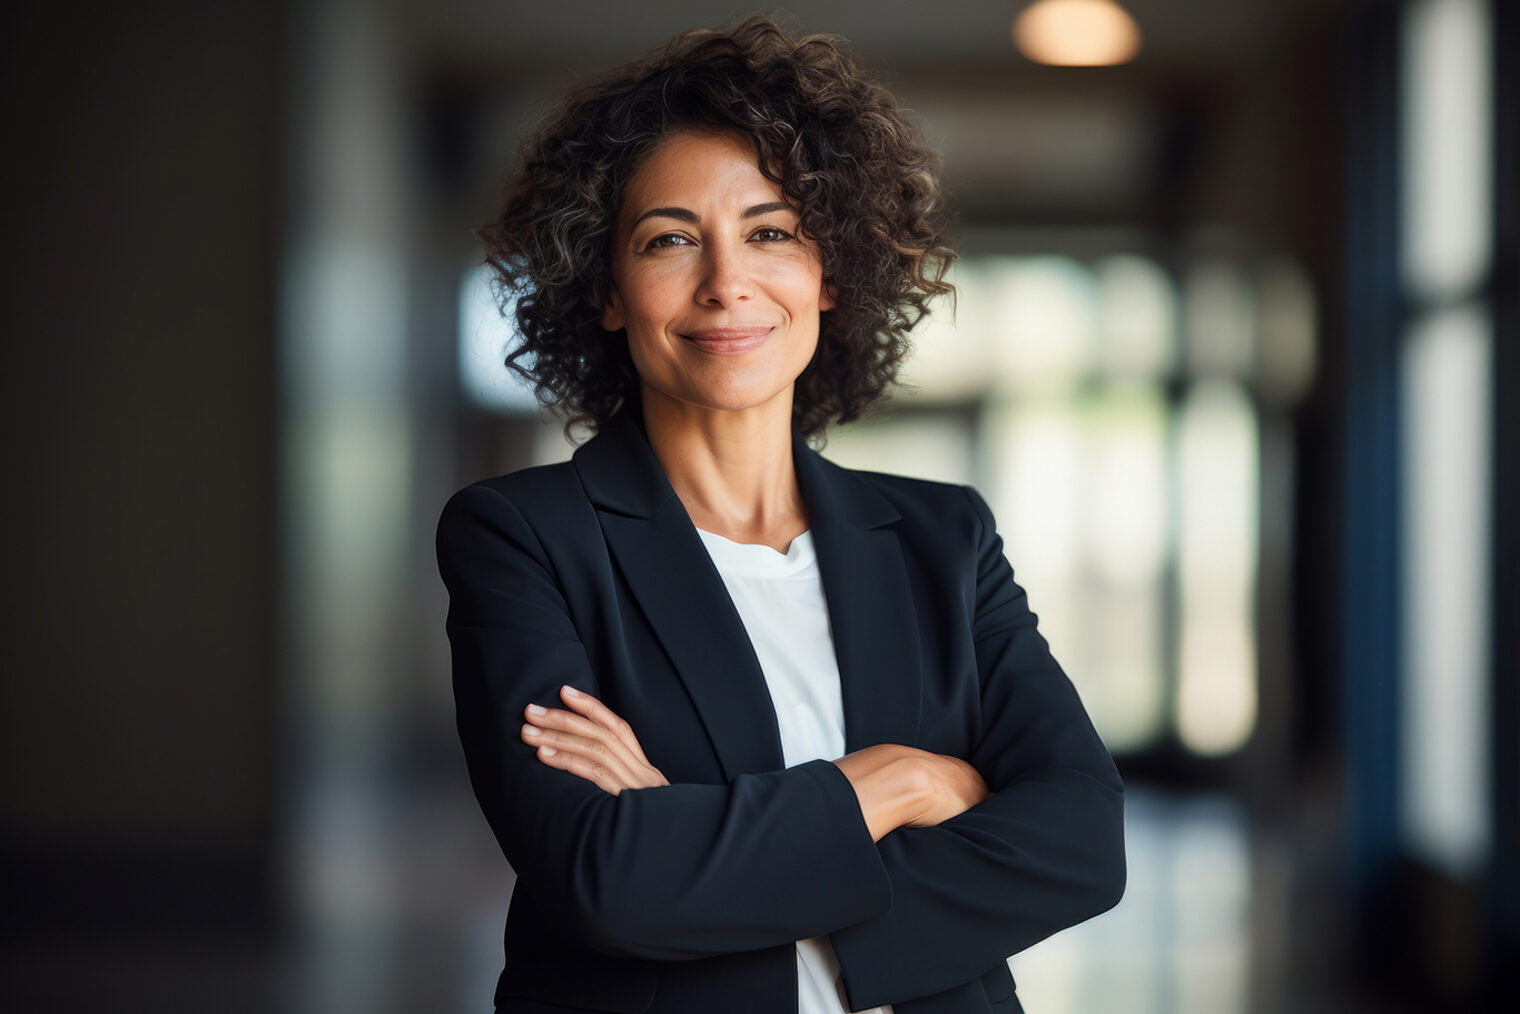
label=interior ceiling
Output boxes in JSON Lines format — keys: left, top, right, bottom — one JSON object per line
{"left": 408, "top": 0, "right": 1357, "bottom": 224}
{"left": 406, "top": 0, "right": 1345, "bottom": 78}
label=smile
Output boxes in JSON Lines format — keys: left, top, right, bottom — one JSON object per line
{"left": 679, "top": 327, "right": 774, "bottom": 355}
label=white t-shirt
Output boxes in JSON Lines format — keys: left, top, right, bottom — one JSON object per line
{"left": 696, "top": 528, "right": 893, "bottom": 1014}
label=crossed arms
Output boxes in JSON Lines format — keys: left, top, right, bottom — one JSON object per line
{"left": 438, "top": 481, "right": 1125, "bottom": 1008}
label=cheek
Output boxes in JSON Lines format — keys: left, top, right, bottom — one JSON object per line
{"left": 621, "top": 265, "right": 689, "bottom": 321}
{"left": 782, "top": 259, "right": 831, "bottom": 312}
{"left": 799, "top": 329, "right": 821, "bottom": 366}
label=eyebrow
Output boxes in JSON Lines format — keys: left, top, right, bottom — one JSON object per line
{"left": 631, "top": 201, "right": 796, "bottom": 226}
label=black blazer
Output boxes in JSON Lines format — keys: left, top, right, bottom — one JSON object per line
{"left": 436, "top": 411, "right": 1125, "bottom": 1014}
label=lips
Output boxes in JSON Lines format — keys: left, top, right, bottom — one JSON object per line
{"left": 678, "top": 326, "right": 774, "bottom": 355}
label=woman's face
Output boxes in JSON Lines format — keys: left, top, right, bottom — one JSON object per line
{"left": 602, "top": 131, "right": 834, "bottom": 420}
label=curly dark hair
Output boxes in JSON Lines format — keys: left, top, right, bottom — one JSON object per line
{"left": 476, "top": 13, "right": 955, "bottom": 438}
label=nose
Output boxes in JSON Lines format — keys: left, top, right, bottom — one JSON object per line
{"left": 693, "top": 240, "right": 754, "bottom": 308}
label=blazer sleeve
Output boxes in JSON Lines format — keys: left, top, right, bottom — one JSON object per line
{"left": 830, "top": 486, "right": 1126, "bottom": 1010}
{"left": 437, "top": 481, "right": 892, "bottom": 961}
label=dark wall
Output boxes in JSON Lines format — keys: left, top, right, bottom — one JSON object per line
{"left": 1, "top": 0, "right": 283, "bottom": 934}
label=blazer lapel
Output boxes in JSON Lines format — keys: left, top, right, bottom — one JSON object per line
{"left": 574, "top": 413, "right": 785, "bottom": 781}
{"left": 793, "top": 432, "right": 924, "bottom": 753}
{"left": 572, "top": 412, "right": 924, "bottom": 777}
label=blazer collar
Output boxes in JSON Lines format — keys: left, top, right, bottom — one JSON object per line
{"left": 573, "top": 409, "right": 902, "bottom": 528}
{"left": 571, "top": 410, "right": 676, "bottom": 518}
{"left": 572, "top": 410, "right": 922, "bottom": 777}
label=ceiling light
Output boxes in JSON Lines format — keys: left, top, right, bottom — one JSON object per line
{"left": 1013, "top": 0, "right": 1143, "bottom": 67}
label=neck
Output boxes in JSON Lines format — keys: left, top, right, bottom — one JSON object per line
{"left": 640, "top": 386, "right": 809, "bottom": 552}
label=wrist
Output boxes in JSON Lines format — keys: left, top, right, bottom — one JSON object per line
{"left": 886, "top": 754, "right": 934, "bottom": 828}
{"left": 858, "top": 755, "right": 932, "bottom": 841}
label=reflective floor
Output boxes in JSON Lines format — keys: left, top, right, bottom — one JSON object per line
{"left": 2, "top": 781, "right": 1388, "bottom": 1013}
{"left": 1011, "top": 789, "right": 1256, "bottom": 1014}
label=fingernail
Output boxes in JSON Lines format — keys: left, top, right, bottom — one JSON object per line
{"left": 522, "top": 725, "right": 540, "bottom": 737}
{"left": 526, "top": 704, "right": 547, "bottom": 716}
{"left": 562, "top": 685, "right": 580, "bottom": 697}
{"left": 540, "top": 746, "right": 557, "bottom": 756}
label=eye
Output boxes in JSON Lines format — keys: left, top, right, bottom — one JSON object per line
{"left": 644, "top": 233, "right": 694, "bottom": 250}
{"left": 749, "top": 226, "right": 795, "bottom": 243}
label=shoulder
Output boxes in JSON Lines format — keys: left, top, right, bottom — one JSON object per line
{"left": 437, "top": 459, "right": 592, "bottom": 548}
{"left": 844, "top": 466, "right": 972, "bottom": 511}
{"left": 812, "top": 453, "right": 995, "bottom": 544}
{"left": 467, "top": 459, "right": 584, "bottom": 509}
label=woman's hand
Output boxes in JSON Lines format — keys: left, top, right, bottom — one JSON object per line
{"left": 521, "top": 685, "right": 670, "bottom": 795}
{"left": 833, "top": 744, "right": 989, "bottom": 842}
{"left": 905, "top": 751, "right": 991, "bottom": 828}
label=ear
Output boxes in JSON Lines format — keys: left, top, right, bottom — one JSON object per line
{"left": 820, "top": 279, "right": 837, "bottom": 312}
{"left": 600, "top": 286, "right": 626, "bottom": 332}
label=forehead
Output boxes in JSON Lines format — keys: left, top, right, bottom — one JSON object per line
{"left": 619, "top": 131, "right": 786, "bottom": 214}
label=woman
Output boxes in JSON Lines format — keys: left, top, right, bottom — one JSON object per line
{"left": 437, "top": 15, "right": 1125, "bottom": 1014}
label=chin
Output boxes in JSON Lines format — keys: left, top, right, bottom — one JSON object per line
{"left": 647, "top": 379, "right": 796, "bottom": 417}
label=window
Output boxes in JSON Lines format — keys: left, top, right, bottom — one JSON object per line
{"left": 828, "top": 245, "right": 1315, "bottom": 758}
